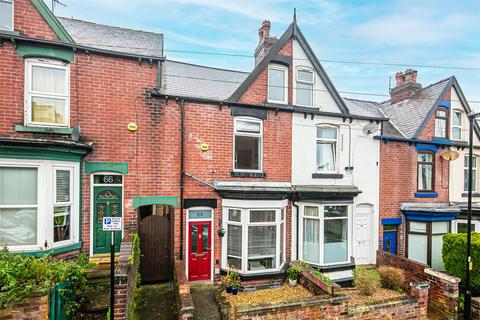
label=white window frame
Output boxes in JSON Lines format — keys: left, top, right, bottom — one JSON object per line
{"left": 24, "top": 58, "right": 70, "bottom": 128}
{"left": 221, "top": 199, "right": 287, "bottom": 275}
{"left": 0, "top": 0, "right": 13, "bottom": 31}
{"left": 464, "top": 154, "right": 477, "bottom": 193}
{"left": 451, "top": 109, "right": 463, "bottom": 141}
{"left": 298, "top": 202, "right": 352, "bottom": 266}
{"left": 233, "top": 117, "right": 263, "bottom": 172}
{"left": 452, "top": 219, "right": 480, "bottom": 233}
{"left": 295, "top": 66, "right": 314, "bottom": 107}
{"left": 316, "top": 124, "right": 339, "bottom": 173}
{"left": 0, "top": 158, "right": 79, "bottom": 252}
{"left": 52, "top": 166, "right": 74, "bottom": 247}
{"left": 267, "top": 64, "right": 288, "bottom": 104}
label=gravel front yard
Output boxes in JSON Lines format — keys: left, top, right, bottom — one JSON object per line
{"left": 339, "top": 288, "right": 407, "bottom": 306}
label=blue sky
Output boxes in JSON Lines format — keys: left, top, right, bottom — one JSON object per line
{"left": 51, "top": 0, "right": 480, "bottom": 108}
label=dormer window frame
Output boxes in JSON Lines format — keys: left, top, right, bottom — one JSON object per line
{"left": 451, "top": 109, "right": 463, "bottom": 141}
{"left": 0, "top": 0, "right": 14, "bottom": 32}
{"left": 267, "top": 64, "right": 288, "bottom": 105}
{"left": 295, "top": 66, "right": 315, "bottom": 107}
{"left": 434, "top": 107, "right": 449, "bottom": 139}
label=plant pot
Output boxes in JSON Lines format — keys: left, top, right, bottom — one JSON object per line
{"left": 232, "top": 287, "right": 239, "bottom": 295}
{"left": 226, "top": 286, "right": 232, "bottom": 293}
{"left": 289, "top": 278, "right": 298, "bottom": 287}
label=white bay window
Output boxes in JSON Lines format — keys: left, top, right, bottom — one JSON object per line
{"left": 222, "top": 200, "right": 286, "bottom": 274}
{"left": 0, "top": 159, "right": 79, "bottom": 252}
{"left": 25, "top": 58, "right": 70, "bottom": 127}
{"left": 299, "top": 203, "right": 351, "bottom": 266}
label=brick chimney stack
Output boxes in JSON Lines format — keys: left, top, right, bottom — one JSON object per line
{"left": 255, "top": 20, "right": 277, "bottom": 66}
{"left": 390, "top": 69, "right": 421, "bottom": 104}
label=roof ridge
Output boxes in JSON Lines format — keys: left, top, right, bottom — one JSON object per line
{"left": 56, "top": 16, "right": 163, "bottom": 36}
{"left": 343, "top": 97, "right": 381, "bottom": 104}
{"left": 166, "top": 59, "right": 249, "bottom": 74}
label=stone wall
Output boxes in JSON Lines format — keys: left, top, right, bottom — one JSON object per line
{"left": 0, "top": 295, "right": 49, "bottom": 320}
{"left": 174, "top": 259, "right": 194, "bottom": 320}
{"left": 377, "top": 250, "right": 460, "bottom": 317}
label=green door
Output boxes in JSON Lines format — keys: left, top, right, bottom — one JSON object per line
{"left": 93, "top": 186, "right": 122, "bottom": 254}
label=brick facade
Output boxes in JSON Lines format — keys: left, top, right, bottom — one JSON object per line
{"left": 0, "top": 295, "right": 49, "bottom": 320}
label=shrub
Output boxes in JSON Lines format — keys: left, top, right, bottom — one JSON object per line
{"left": 378, "top": 266, "right": 405, "bottom": 290}
{"left": 0, "top": 248, "right": 94, "bottom": 313}
{"left": 286, "top": 267, "right": 301, "bottom": 280}
{"left": 443, "top": 232, "right": 480, "bottom": 294}
{"left": 354, "top": 268, "right": 381, "bottom": 296}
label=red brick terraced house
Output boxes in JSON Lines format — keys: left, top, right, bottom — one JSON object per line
{"left": 355, "top": 70, "right": 478, "bottom": 271}
{"left": 0, "top": 0, "right": 393, "bottom": 286}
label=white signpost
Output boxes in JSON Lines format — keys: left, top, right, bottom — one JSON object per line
{"left": 103, "top": 216, "right": 122, "bottom": 320}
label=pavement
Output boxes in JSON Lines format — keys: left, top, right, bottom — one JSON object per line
{"left": 135, "top": 283, "right": 177, "bottom": 320}
{"left": 190, "top": 283, "right": 222, "bottom": 320}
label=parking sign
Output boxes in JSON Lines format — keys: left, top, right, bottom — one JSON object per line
{"left": 102, "top": 217, "right": 122, "bottom": 231}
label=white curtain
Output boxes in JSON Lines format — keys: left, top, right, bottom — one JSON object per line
{"left": 418, "top": 164, "right": 432, "bottom": 190}
{"left": 317, "top": 142, "right": 335, "bottom": 171}
{"left": 32, "top": 66, "right": 66, "bottom": 94}
{"left": 303, "top": 219, "right": 320, "bottom": 263}
{"left": 408, "top": 234, "right": 428, "bottom": 264}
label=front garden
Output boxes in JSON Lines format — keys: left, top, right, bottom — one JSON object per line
{"left": 216, "top": 261, "right": 428, "bottom": 319}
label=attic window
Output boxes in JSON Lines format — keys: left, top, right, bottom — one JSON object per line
{"left": 452, "top": 110, "right": 462, "bottom": 140}
{"left": 434, "top": 108, "right": 448, "bottom": 138}
{"left": 0, "top": 0, "right": 13, "bottom": 31}
{"left": 268, "top": 65, "right": 288, "bottom": 104}
{"left": 296, "top": 67, "right": 314, "bottom": 106}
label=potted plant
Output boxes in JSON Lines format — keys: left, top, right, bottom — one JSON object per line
{"left": 231, "top": 279, "right": 240, "bottom": 295}
{"left": 223, "top": 273, "right": 232, "bottom": 293}
{"left": 217, "top": 228, "right": 226, "bottom": 237}
{"left": 287, "top": 267, "right": 301, "bottom": 287}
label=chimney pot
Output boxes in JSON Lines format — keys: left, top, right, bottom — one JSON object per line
{"left": 390, "top": 69, "right": 421, "bottom": 104}
{"left": 395, "top": 72, "right": 405, "bottom": 86}
{"left": 255, "top": 19, "right": 276, "bottom": 66}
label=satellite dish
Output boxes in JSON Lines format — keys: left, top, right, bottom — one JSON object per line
{"left": 71, "top": 126, "right": 81, "bottom": 142}
{"left": 442, "top": 149, "right": 460, "bottom": 161}
{"left": 363, "top": 123, "right": 379, "bottom": 135}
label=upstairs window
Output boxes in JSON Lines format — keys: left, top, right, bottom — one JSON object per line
{"left": 296, "top": 67, "right": 314, "bottom": 106}
{"left": 316, "top": 126, "right": 338, "bottom": 172}
{"left": 464, "top": 155, "right": 477, "bottom": 193}
{"left": 452, "top": 110, "right": 463, "bottom": 140}
{"left": 417, "top": 152, "right": 434, "bottom": 191}
{"left": 0, "top": 0, "right": 13, "bottom": 31}
{"left": 25, "top": 59, "right": 70, "bottom": 127}
{"left": 434, "top": 108, "right": 448, "bottom": 138}
{"left": 234, "top": 118, "right": 262, "bottom": 171}
{"left": 268, "top": 65, "right": 288, "bottom": 104}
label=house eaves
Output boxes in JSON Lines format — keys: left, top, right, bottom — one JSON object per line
{"left": 30, "top": 0, "right": 75, "bottom": 43}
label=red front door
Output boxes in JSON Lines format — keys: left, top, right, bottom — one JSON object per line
{"left": 188, "top": 221, "right": 212, "bottom": 281}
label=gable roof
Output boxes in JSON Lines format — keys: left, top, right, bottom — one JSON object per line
{"left": 161, "top": 60, "right": 248, "bottom": 101}
{"left": 30, "top": 0, "right": 74, "bottom": 43}
{"left": 343, "top": 98, "right": 385, "bottom": 119}
{"left": 227, "top": 22, "right": 350, "bottom": 114}
{"left": 57, "top": 17, "right": 163, "bottom": 58}
{"left": 378, "top": 78, "right": 452, "bottom": 139}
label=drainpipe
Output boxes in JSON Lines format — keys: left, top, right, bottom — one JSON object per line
{"left": 179, "top": 99, "right": 185, "bottom": 260}
{"left": 156, "top": 60, "right": 162, "bottom": 91}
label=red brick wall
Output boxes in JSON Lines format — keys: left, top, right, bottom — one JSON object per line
{"left": 379, "top": 139, "right": 449, "bottom": 255}
{"left": 377, "top": 250, "right": 459, "bottom": 316}
{"left": 14, "top": 0, "right": 60, "bottom": 41}
{"left": 0, "top": 295, "right": 49, "bottom": 320}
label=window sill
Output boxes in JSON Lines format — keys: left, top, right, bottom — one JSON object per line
{"left": 0, "top": 30, "right": 20, "bottom": 36}
{"left": 20, "top": 241, "right": 83, "bottom": 258}
{"left": 414, "top": 192, "right": 438, "bottom": 198}
{"left": 220, "top": 264, "right": 287, "bottom": 280}
{"left": 312, "top": 173, "right": 343, "bottom": 179}
{"left": 15, "top": 125, "right": 73, "bottom": 135}
{"left": 231, "top": 171, "right": 266, "bottom": 178}
{"left": 462, "top": 193, "right": 480, "bottom": 198}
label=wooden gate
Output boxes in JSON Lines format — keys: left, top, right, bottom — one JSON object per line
{"left": 139, "top": 214, "right": 172, "bottom": 282}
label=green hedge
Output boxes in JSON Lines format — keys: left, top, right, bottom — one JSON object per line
{"left": 443, "top": 232, "right": 480, "bottom": 293}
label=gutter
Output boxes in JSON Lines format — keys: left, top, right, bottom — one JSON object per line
{"left": 153, "top": 92, "right": 389, "bottom": 122}
{"left": 0, "top": 32, "right": 165, "bottom": 62}
{"left": 375, "top": 135, "right": 452, "bottom": 147}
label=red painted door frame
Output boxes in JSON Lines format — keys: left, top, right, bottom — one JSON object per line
{"left": 188, "top": 221, "right": 212, "bottom": 281}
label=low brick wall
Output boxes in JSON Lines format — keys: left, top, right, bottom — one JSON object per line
{"left": 114, "top": 238, "right": 138, "bottom": 319}
{"left": 472, "top": 297, "right": 480, "bottom": 319}
{"left": 219, "top": 283, "right": 429, "bottom": 320}
{"left": 0, "top": 295, "right": 49, "bottom": 320}
{"left": 174, "top": 259, "right": 194, "bottom": 320}
{"left": 376, "top": 250, "right": 460, "bottom": 317}
{"left": 290, "top": 260, "right": 340, "bottom": 295}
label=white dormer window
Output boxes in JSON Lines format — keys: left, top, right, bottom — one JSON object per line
{"left": 25, "top": 58, "right": 70, "bottom": 127}
{"left": 268, "top": 65, "right": 288, "bottom": 104}
{"left": 0, "top": 0, "right": 13, "bottom": 31}
{"left": 296, "top": 67, "right": 314, "bottom": 106}
{"left": 452, "top": 110, "right": 463, "bottom": 140}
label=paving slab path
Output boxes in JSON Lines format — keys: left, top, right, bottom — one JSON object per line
{"left": 190, "top": 283, "right": 222, "bottom": 320}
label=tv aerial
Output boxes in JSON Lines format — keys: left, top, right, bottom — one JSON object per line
{"left": 51, "top": 0, "right": 67, "bottom": 14}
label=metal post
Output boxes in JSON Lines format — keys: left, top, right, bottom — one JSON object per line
{"left": 110, "top": 231, "right": 115, "bottom": 320}
{"left": 465, "top": 114, "right": 475, "bottom": 319}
